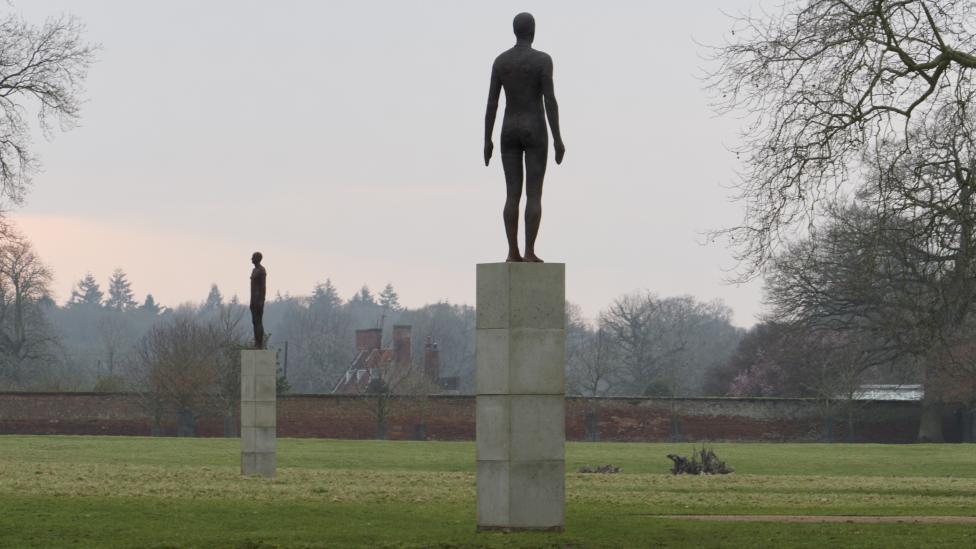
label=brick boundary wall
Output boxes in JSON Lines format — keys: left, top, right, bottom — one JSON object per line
{"left": 0, "top": 392, "right": 964, "bottom": 442}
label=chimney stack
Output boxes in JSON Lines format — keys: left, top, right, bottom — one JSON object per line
{"left": 424, "top": 336, "right": 440, "bottom": 382}
{"left": 355, "top": 328, "right": 382, "bottom": 352}
{"left": 393, "top": 325, "right": 412, "bottom": 369}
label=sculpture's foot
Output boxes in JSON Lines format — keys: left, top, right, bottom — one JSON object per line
{"left": 506, "top": 251, "right": 523, "bottom": 262}
{"left": 522, "top": 252, "right": 544, "bottom": 263}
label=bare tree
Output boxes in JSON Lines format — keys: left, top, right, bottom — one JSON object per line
{"left": 276, "top": 285, "right": 354, "bottom": 392}
{"left": 391, "top": 359, "right": 441, "bottom": 440}
{"left": 930, "top": 328, "right": 976, "bottom": 440}
{"left": 0, "top": 14, "right": 96, "bottom": 205}
{"left": 764, "top": 205, "right": 930, "bottom": 351}
{"left": 599, "top": 292, "right": 684, "bottom": 395}
{"left": 96, "top": 313, "right": 132, "bottom": 379}
{"left": 763, "top": 202, "right": 952, "bottom": 440}
{"left": 566, "top": 327, "right": 619, "bottom": 442}
{"left": 137, "top": 311, "right": 219, "bottom": 436}
{"left": 361, "top": 358, "right": 432, "bottom": 440}
{"left": 760, "top": 85, "right": 976, "bottom": 441}
{"left": 125, "top": 352, "right": 167, "bottom": 436}
{"left": 863, "top": 95, "right": 976, "bottom": 333}
{"left": 708, "top": 0, "right": 976, "bottom": 274}
{"left": 207, "top": 303, "right": 248, "bottom": 436}
{"left": 599, "top": 292, "right": 738, "bottom": 397}
{"left": 791, "top": 329, "right": 892, "bottom": 442}
{"left": 725, "top": 322, "right": 893, "bottom": 441}
{"left": 568, "top": 328, "right": 618, "bottom": 398}
{"left": 0, "top": 231, "right": 55, "bottom": 385}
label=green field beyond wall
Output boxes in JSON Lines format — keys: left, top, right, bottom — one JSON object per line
{"left": 2, "top": 436, "right": 976, "bottom": 548}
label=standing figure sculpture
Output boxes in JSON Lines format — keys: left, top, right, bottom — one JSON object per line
{"left": 484, "top": 12, "right": 565, "bottom": 263}
{"left": 249, "top": 252, "right": 267, "bottom": 349}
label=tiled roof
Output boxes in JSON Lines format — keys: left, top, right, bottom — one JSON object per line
{"left": 333, "top": 349, "right": 402, "bottom": 394}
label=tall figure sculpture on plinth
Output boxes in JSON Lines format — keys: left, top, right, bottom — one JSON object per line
{"left": 484, "top": 11, "right": 565, "bottom": 263}
{"left": 250, "top": 252, "right": 267, "bottom": 349}
{"left": 241, "top": 251, "right": 275, "bottom": 477}
{"left": 477, "top": 13, "right": 567, "bottom": 532}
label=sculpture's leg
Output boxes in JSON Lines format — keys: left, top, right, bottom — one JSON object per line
{"left": 523, "top": 146, "right": 548, "bottom": 263}
{"left": 252, "top": 308, "right": 265, "bottom": 349}
{"left": 501, "top": 152, "right": 524, "bottom": 262}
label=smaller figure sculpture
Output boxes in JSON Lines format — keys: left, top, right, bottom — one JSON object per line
{"left": 249, "top": 252, "right": 267, "bottom": 349}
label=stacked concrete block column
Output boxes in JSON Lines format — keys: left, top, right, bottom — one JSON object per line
{"left": 241, "top": 349, "right": 277, "bottom": 477}
{"left": 476, "top": 263, "right": 565, "bottom": 531}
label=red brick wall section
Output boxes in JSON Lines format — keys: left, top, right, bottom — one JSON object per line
{"left": 0, "top": 392, "right": 953, "bottom": 442}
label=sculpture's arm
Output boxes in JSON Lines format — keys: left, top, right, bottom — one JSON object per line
{"left": 541, "top": 56, "right": 564, "bottom": 164}
{"left": 250, "top": 269, "right": 267, "bottom": 305}
{"left": 484, "top": 63, "right": 501, "bottom": 166}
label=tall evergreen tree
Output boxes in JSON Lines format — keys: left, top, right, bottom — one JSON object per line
{"left": 69, "top": 272, "right": 103, "bottom": 306}
{"left": 350, "top": 285, "right": 375, "bottom": 306}
{"left": 312, "top": 279, "right": 341, "bottom": 309}
{"left": 105, "top": 268, "right": 137, "bottom": 310}
{"left": 202, "top": 284, "right": 223, "bottom": 312}
{"left": 379, "top": 283, "right": 401, "bottom": 312}
{"left": 140, "top": 294, "right": 162, "bottom": 315}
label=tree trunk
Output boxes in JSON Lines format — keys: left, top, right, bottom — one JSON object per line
{"left": 223, "top": 410, "right": 237, "bottom": 437}
{"left": 845, "top": 408, "right": 855, "bottom": 443}
{"left": 918, "top": 362, "right": 944, "bottom": 443}
{"left": 917, "top": 398, "right": 944, "bottom": 443}
{"left": 375, "top": 397, "right": 388, "bottom": 440}
{"left": 964, "top": 406, "right": 976, "bottom": 443}
{"left": 176, "top": 408, "right": 196, "bottom": 437}
{"left": 823, "top": 415, "right": 835, "bottom": 443}
{"left": 584, "top": 408, "right": 600, "bottom": 442}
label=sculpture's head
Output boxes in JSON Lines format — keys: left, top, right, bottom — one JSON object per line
{"left": 513, "top": 12, "right": 534, "bottom": 43}
{"left": 251, "top": 251, "right": 263, "bottom": 265}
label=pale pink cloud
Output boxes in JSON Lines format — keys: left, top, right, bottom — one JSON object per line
{"left": 13, "top": 213, "right": 404, "bottom": 309}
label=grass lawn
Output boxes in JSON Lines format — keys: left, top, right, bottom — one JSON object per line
{"left": 2, "top": 436, "right": 976, "bottom": 547}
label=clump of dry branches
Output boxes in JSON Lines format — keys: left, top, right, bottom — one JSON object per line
{"left": 577, "top": 464, "right": 620, "bottom": 474}
{"left": 667, "top": 447, "right": 734, "bottom": 475}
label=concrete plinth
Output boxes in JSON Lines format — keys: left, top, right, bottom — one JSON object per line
{"left": 241, "top": 349, "right": 277, "bottom": 477}
{"left": 476, "top": 263, "right": 565, "bottom": 531}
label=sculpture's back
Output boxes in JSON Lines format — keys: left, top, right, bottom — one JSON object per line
{"left": 483, "top": 12, "right": 564, "bottom": 263}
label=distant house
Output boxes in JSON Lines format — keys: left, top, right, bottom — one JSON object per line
{"left": 332, "top": 325, "right": 445, "bottom": 394}
{"left": 848, "top": 384, "right": 923, "bottom": 401}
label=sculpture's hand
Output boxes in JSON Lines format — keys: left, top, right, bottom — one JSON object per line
{"left": 554, "top": 140, "right": 565, "bottom": 165}
{"left": 484, "top": 140, "right": 494, "bottom": 166}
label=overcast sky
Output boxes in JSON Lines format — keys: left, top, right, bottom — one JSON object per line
{"left": 12, "top": 0, "right": 765, "bottom": 326}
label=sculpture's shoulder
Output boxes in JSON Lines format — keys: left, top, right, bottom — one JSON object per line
{"left": 534, "top": 49, "right": 553, "bottom": 72}
{"left": 251, "top": 265, "right": 267, "bottom": 280}
{"left": 492, "top": 48, "right": 516, "bottom": 69}
{"left": 494, "top": 47, "right": 551, "bottom": 75}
